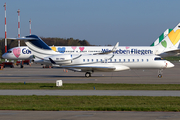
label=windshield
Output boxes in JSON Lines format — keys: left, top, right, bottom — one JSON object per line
{"left": 7, "top": 50, "right": 12, "bottom": 53}
{"left": 154, "top": 57, "right": 164, "bottom": 60}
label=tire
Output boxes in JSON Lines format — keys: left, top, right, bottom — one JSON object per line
{"left": 85, "top": 72, "right": 91, "bottom": 77}
{"left": 158, "top": 74, "right": 162, "bottom": 78}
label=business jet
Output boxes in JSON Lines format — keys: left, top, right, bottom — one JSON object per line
{"left": 8, "top": 32, "right": 175, "bottom": 78}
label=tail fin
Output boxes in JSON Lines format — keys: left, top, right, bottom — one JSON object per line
{"left": 11, "top": 35, "right": 58, "bottom": 59}
{"left": 155, "top": 23, "right": 180, "bottom": 53}
{"left": 150, "top": 29, "right": 173, "bottom": 46}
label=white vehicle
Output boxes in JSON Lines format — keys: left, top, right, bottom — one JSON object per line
{"left": 2, "top": 23, "right": 180, "bottom": 61}
{"left": 8, "top": 34, "right": 174, "bottom": 78}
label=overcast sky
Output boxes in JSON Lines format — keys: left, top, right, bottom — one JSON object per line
{"left": 0, "top": 0, "right": 180, "bottom": 46}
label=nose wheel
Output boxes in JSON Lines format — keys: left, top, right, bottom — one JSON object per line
{"left": 85, "top": 72, "right": 91, "bottom": 77}
{"left": 158, "top": 69, "right": 163, "bottom": 78}
{"left": 158, "top": 74, "right": 162, "bottom": 78}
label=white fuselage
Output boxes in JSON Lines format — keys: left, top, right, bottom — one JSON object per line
{"left": 2, "top": 45, "right": 166, "bottom": 60}
{"left": 43, "top": 54, "right": 174, "bottom": 72}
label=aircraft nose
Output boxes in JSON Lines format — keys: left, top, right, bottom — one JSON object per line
{"left": 2, "top": 53, "right": 7, "bottom": 59}
{"left": 166, "top": 61, "right": 174, "bottom": 68}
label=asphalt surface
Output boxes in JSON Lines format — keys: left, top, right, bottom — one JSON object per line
{"left": 0, "top": 111, "right": 180, "bottom": 120}
{"left": 1, "top": 62, "right": 180, "bottom": 120}
{"left": 1, "top": 90, "right": 180, "bottom": 96}
{"left": 0, "top": 62, "right": 180, "bottom": 84}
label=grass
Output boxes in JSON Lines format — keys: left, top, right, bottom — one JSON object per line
{"left": 164, "top": 56, "right": 180, "bottom": 61}
{"left": 0, "top": 83, "right": 180, "bottom": 90}
{"left": 1, "top": 83, "right": 180, "bottom": 111}
{"left": 0, "top": 96, "right": 180, "bottom": 111}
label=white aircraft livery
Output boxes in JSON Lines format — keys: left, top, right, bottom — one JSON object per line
{"left": 3, "top": 23, "right": 180, "bottom": 60}
{"left": 8, "top": 33, "right": 174, "bottom": 78}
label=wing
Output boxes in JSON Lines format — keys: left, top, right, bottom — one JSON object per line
{"left": 164, "top": 49, "right": 180, "bottom": 54}
{"left": 60, "top": 64, "right": 130, "bottom": 72}
{"left": 159, "top": 49, "right": 180, "bottom": 57}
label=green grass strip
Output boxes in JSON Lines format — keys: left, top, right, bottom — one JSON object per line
{"left": 164, "top": 56, "right": 180, "bottom": 61}
{"left": 0, "top": 96, "right": 180, "bottom": 111}
{"left": 0, "top": 83, "right": 180, "bottom": 90}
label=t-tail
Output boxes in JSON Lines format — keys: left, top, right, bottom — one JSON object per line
{"left": 154, "top": 23, "right": 180, "bottom": 56}
{"left": 13, "top": 35, "right": 58, "bottom": 59}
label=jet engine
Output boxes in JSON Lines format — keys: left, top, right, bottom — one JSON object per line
{"left": 44, "top": 54, "right": 73, "bottom": 64}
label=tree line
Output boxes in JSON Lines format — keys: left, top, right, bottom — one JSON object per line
{"left": 0, "top": 37, "right": 92, "bottom": 58}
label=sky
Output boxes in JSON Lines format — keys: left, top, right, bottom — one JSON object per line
{"left": 0, "top": 0, "right": 180, "bottom": 46}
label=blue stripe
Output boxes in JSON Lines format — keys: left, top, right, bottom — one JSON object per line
{"left": 25, "top": 35, "right": 51, "bottom": 50}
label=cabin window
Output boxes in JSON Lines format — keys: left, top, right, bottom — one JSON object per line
{"left": 92, "top": 59, "right": 93, "bottom": 62}
{"left": 132, "top": 59, "right": 134, "bottom": 62}
{"left": 147, "top": 59, "right": 149, "bottom": 62}
{"left": 96, "top": 59, "right": 98, "bottom": 62}
{"left": 119, "top": 59, "right": 121, "bottom": 62}
{"left": 110, "top": 59, "right": 112, "bottom": 62}
{"left": 83, "top": 59, "right": 85, "bottom": 62}
{"left": 128, "top": 59, "right": 130, "bottom": 62}
{"left": 137, "top": 59, "right": 139, "bottom": 62}
{"left": 8, "top": 51, "right": 12, "bottom": 53}
{"left": 56, "top": 58, "right": 59, "bottom": 60}
{"left": 101, "top": 59, "right": 103, "bottom": 62}
{"left": 87, "top": 59, "right": 89, "bottom": 62}
{"left": 142, "top": 59, "right": 144, "bottom": 62}
{"left": 114, "top": 59, "right": 116, "bottom": 62}
{"left": 124, "top": 59, "right": 126, "bottom": 62}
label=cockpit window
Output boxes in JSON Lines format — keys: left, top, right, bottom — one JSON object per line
{"left": 7, "top": 51, "right": 12, "bottom": 53}
{"left": 154, "top": 57, "right": 163, "bottom": 60}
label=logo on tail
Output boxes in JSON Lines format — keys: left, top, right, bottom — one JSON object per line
{"left": 161, "top": 41, "right": 167, "bottom": 48}
{"left": 168, "top": 29, "right": 180, "bottom": 45}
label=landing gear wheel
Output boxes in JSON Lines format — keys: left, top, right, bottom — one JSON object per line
{"left": 21, "top": 65, "right": 24, "bottom": 68}
{"left": 85, "top": 72, "right": 91, "bottom": 77}
{"left": 158, "top": 69, "right": 163, "bottom": 78}
{"left": 158, "top": 74, "right": 162, "bottom": 78}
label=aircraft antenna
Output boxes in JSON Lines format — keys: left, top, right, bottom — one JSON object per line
{"left": 17, "top": 9, "right": 20, "bottom": 47}
{"left": 4, "top": 3, "right": 7, "bottom": 53}
{"left": 29, "top": 19, "right": 31, "bottom": 35}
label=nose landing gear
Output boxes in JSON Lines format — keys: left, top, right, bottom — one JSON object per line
{"left": 158, "top": 69, "right": 163, "bottom": 78}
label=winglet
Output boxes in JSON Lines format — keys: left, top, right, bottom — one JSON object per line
{"left": 112, "top": 42, "right": 119, "bottom": 52}
{"left": 93, "top": 42, "right": 119, "bottom": 55}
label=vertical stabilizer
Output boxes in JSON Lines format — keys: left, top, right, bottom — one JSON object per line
{"left": 150, "top": 29, "right": 172, "bottom": 46}
{"left": 155, "top": 23, "right": 180, "bottom": 54}
{"left": 23, "top": 35, "right": 58, "bottom": 59}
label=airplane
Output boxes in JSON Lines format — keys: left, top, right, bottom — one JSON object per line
{"left": 4, "top": 22, "right": 180, "bottom": 70}
{"left": 7, "top": 32, "right": 175, "bottom": 78}
{"left": 2, "top": 28, "right": 174, "bottom": 61}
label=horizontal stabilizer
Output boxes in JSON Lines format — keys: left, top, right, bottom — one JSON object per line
{"left": 7, "top": 37, "right": 36, "bottom": 40}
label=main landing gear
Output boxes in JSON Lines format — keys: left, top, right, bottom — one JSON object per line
{"left": 158, "top": 69, "right": 163, "bottom": 78}
{"left": 85, "top": 72, "right": 92, "bottom": 77}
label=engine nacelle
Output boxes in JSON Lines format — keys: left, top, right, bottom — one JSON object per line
{"left": 44, "top": 54, "right": 72, "bottom": 64}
